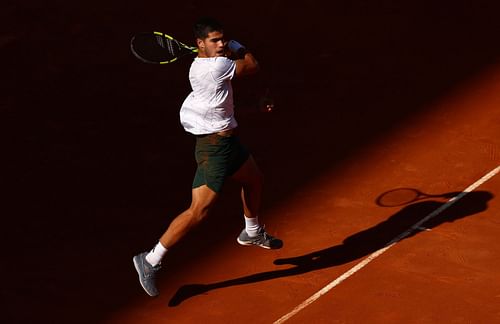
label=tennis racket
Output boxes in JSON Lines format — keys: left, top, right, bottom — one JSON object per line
{"left": 130, "top": 31, "right": 198, "bottom": 64}
{"left": 375, "top": 188, "right": 458, "bottom": 207}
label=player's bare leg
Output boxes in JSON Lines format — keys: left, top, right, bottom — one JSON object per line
{"left": 232, "top": 155, "right": 282, "bottom": 249}
{"left": 133, "top": 185, "right": 218, "bottom": 296}
{"left": 159, "top": 185, "right": 218, "bottom": 248}
{"left": 231, "top": 155, "right": 263, "bottom": 218}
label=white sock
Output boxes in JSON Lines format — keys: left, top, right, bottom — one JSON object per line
{"left": 244, "top": 215, "right": 260, "bottom": 237}
{"left": 145, "top": 242, "right": 167, "bottom": 266}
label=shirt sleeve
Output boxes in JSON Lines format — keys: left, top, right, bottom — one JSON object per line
{"left": 210, "top": 57, "right": 236, "bottom": 82}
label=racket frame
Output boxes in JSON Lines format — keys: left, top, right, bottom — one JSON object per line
{"left": 130, "top": 31, "right": 199, "bottom": 64}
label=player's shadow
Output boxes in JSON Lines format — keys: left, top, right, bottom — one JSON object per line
{"left": 168, "top": 190, "right": 493, "bottom": 306}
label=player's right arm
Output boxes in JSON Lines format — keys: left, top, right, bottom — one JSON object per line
{"left": 227, "top": 40, "right": 260, "bottom": 77}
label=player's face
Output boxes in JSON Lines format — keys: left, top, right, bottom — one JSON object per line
{"left": 198, "top": 31, "right": 226, "bottom": 57}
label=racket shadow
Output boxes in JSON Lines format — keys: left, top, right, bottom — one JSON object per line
{"left": 375, "top": 187, "right": 460, "bottom": 207}
{"left": 168, "top": 190, "right": 493, "bottom": 306}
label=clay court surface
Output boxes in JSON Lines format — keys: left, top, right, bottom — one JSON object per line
{"left": 3, "top": 1, "right": 500, "bottom": 323}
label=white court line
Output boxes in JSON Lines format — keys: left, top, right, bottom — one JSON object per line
{"left": 274, "top": 165, "right": 500, "bottom": 324}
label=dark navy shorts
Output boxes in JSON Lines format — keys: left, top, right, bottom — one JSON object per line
{"left": 192, "top": 133, "right": 250, "bottom": 193}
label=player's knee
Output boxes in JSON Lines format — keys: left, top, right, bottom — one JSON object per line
{"left": 188, "top": 205, "right": 210, "bottom": 223}
{"left": 252, "top": 169, "right": 264, "bottom": 188}
{"left": 257, "top": 169, "right": 264, "bottom": 185}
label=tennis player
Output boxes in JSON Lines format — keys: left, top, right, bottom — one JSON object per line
{"left": 133, "top": 17, "right": 283, "bottom": 297}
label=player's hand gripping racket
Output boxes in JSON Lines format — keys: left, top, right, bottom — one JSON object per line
{"left": 130, "top": 32, "right": 198, "bottom": 64}
{"left": 376, "top": 188, "right": 459, "bottom": 207}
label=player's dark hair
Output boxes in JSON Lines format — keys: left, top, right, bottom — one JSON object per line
{"left": 193, "top": 17, "right": 224, "bottom": 39}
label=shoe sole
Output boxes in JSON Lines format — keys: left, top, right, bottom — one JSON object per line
{"left": 133, "top": 256, "right": 159, "bottom": 297}
{"left": 237, "top": 237, "right": 272, "bottom": 249}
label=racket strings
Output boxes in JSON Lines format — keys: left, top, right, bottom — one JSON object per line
{"left": 131, "top": 32, "right": 197, "bottom": 64}
{"left": 155, "top": 35, "right": 180, "bottom": 56}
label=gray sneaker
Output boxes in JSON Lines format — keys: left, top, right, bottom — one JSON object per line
{"left": 133, "top": 252, "right": 161, "bottom": 297}
{"left": 237, "top": 226, "right": 283, "bottom": 249}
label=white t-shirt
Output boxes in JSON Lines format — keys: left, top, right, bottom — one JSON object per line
{"left": 180, "top": 57, "right": 238, "bottom": 135}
